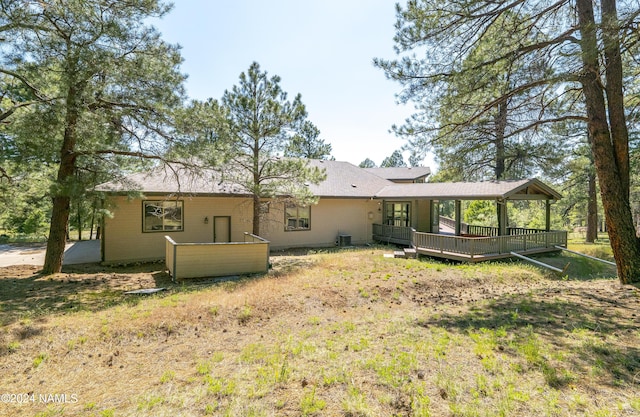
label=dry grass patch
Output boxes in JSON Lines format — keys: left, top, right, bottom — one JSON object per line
{"left": 0, "top": 248, "right": 638, "bottom": 416}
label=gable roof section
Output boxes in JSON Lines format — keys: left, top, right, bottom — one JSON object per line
{"left": 97, "top": 161, "right": 561, "bottom": 201}
{"left": 96, "top": 159, "right": 395, "bottom": 198}
{"left": 375, "top": 178, "right": 561, "bottom": 200}
{"left": 364, "top": 166, "right": 431, "bottom": 181}
{"left": 305, "top": 160, "right": 394, "bottom": 197}
{"left": 95, "top": 166, "right": 252, "bottom": 196}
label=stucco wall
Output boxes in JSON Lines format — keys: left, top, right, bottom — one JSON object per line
{"left": 103, "top": 196, "right": 380, "bottom": 262}
{"left": 261, "top": 198, "right": 381, "bottom": 250}
{"left": 103, "top": 196, "right": 252, "bottom": 263}
{"left": 415, "top": 200, "right": 432, "bottom": 233}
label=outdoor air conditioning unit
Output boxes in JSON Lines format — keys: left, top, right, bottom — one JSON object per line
{"left": 337, "top": 234, "right": 352, "bottom": 247}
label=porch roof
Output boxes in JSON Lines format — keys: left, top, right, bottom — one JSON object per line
{"left": 374, "top": 178, "right": 562, "bottom": 201}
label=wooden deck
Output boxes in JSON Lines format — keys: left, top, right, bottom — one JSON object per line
{"left": 373, "top": 224, "right": 567, "bottom": 262}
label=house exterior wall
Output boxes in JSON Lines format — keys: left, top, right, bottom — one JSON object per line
{"left": 261, "top": 198, "right": 381, "bottom": 250}
{"left": 103, "top": 195, "right": 380, "bottom": 262}
{"left": 103, "top": 195, "right": 252, "bottom": 263}
{"left": 415, "top": 200, "right": 432, "bottom": 233}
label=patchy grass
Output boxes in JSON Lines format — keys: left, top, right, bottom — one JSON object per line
{"left": 0, "top": 248, "right": 638, "bottom": 416}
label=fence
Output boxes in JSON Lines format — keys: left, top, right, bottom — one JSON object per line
{"left": 372, "top": 223, "right": 415, "bottom": 245}
{"left": 165, "top": 233, "right": 270, "bottom": 280}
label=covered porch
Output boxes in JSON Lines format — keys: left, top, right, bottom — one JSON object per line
{"left": 372, "top": 178, "right": 567, "bottom": 262}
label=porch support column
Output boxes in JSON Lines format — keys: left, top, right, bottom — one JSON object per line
{"left": 455, "top": 200, "right": 462, "bottom": 236}
{"left": 545, "top": 200, "right": 551, "bottom": 231}
{"left": 498, "top": 199, "right": 507, "bottom": 236}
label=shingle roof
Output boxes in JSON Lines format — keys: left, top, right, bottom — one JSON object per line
{"left": 305, "top": 160, "right": 394, "bottom": 197}
{"left": 375, "top": 178, "right": 562, "bottom": 200}
{"left": 97, "top": 161, "right": 561, "bottom": 201}
{"left": 95, "top": 166, "right": 252, "bottom": 196}
{"left": 364, "top": 166, "right": 431, "bottom": 181}
{"left": 96, "top": 160, "right": 395, "bottom": 198}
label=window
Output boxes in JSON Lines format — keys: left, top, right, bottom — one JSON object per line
{"left": 385, "top": 202, "right": 411, "bottom": 227}
{"left": 285, "top": 205, "right": 310, "bottom": 231}
{"left": 143, "top": 200, "right": 183, "bottom": 232}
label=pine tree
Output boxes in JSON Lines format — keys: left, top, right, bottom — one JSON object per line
{"left": 376, "top": 0, "right": 640, "bottom": 284}
{"left": 1, "top": 0, "right": 186, "bottom": 274}
{"left": 381, "top": 150, "right": 407, "bottom": 168}
{"left": 217, "top": 62, "right": 326, "bottom": 235}
{"left": 285, "top": 121, "right": 333, "bottom": 160}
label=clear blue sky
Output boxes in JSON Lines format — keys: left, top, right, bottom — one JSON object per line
{"left": 152, "top": 0, "right": 435, "bottom": 169}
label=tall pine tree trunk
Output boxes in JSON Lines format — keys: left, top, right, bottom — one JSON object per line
{"left": 252, "top": 136, "right": 261, "bottom": 236}
{"left": 586, "top": 169, "right": 598, "bottom": 243}
{"left": 42, "top": 84, "right": 79, "bottom": 275}
{"left": 601, "top": 0, "right": 630, "bottom": 196}
{"left": 252, "top": 194, "right": 261, "bottom": 236}
{"left": 89, "top": 199, "right": 96, "bottom": 240}
{"left": 494, "top": 100, "right": 508, "bottom": 181}
{"left": 494, "top": 99, "right": 508, "bottom": 234}
{"left": 76, "top": 201, "right": 83, "bottom": 241}
{"left": 577, "top": 0, "right": 640, "bottom": 284}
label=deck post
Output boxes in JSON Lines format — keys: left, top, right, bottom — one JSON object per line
{"left": 497, "top": 199, "right": 507, "bottom": 236}
{"left": 455, "top": 200, "right": 462, "bottom": 236}
{"left": 545, "top": 200, "right": 551, "bottom": 231}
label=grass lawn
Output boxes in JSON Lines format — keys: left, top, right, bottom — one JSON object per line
{"left": 0, "top": 245, "right": 638, "bottom": 416}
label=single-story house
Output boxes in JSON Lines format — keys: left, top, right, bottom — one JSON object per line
{"left": 96, "top": 159, "right": 566, "bottom": 267}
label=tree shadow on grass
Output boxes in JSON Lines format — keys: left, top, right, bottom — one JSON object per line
{"left": 418, "top": 285, "right": 640, "bottom": 388}
{"left": 0, "top": 260, "right": 276, "bottom": 334}
{"left": 0, "top": 262, "right": 175, "bottom": 329}
{"left": 527, "top": 251, "right": 618, "bottom": 281}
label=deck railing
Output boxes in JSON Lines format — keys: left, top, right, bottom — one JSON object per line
{"left": 438, "top": 218, "right": 547, "bottom": 237}
{"left": 373, "top": 223, "right": 567, "bottom": 260}
{"left": 438, "top": 216, "right": 470, "bottom": 234}
{"left": 466, "top": 225, "right": 500, "bottom": 236}
{"left": 466, "top": 225, "right": 549, "bottom": 237}
{"left": 372, "top": 223, "right": 415, "bottom": 245}
{"left": 412, "top": 230, "right": 567, "bottom": 259}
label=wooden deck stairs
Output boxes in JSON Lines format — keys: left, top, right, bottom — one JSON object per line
{"left": 392, "top": 247, "right": 417, "bottom": 259}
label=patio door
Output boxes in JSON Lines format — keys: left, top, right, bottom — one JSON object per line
{"left": 385, "top": 202, "right": 411, "bottom": 227}
{"left": 214, "top": 216, "right": 231, "bottom": 243}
